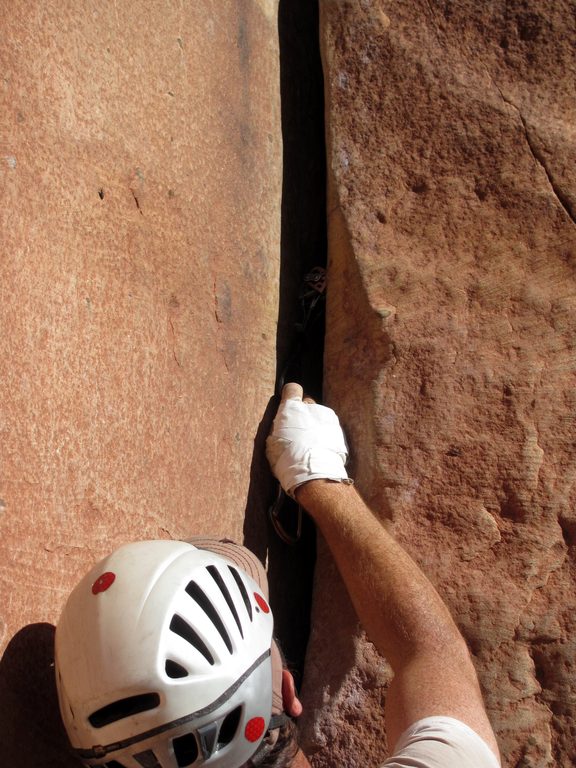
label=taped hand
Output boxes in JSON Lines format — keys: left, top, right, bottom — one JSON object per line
{"left": 266, "top": 383, "right": 352, "bottom": 498}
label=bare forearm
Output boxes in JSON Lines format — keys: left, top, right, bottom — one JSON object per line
{"left": 295, "top": 480, "right": 470, "bottom": 671}
{"left": 268, "top": 385, "right": 499, "bottom": 758}
{"left": 269, "top": 384, "right": 499, "bottom": 759}
{"left": 296, "top": 479, "right": 500, "bottom": 757}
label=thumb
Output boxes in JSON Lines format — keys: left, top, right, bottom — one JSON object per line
{"left": 281, "top": 382, "right": 304, "bottom": 402}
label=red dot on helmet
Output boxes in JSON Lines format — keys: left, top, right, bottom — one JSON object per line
{"left": 245, "top": 717, "right": 266, "bottom": 743}
{"left": 254, "top": 593, "right": 270, "bottom": 613}
{"left": 92, "top": 572, "right": 116, "bottom": 595}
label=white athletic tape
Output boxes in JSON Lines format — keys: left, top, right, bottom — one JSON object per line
{"left": 266, "top": 399, "right": 351, "bottom": 497}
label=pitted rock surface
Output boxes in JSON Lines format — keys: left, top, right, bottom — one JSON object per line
{"left": 299, "top": 2, "right": 576, "bottom": 767}
{"left": 0, "top": 2, "right": 280, "bottom": 765}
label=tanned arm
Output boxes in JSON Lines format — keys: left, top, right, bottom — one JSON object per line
{"left": 295, "top": 479, "right": 499, "bottom": 759}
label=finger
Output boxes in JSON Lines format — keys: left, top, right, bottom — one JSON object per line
{"left": 303, "top": 396, "right": 316, "bottom": 404}
{"left": 281, "top": 669, "right": 304, "bottom": 718}
{"left": 281, "top": 382, "right": 304, "bottom": 402}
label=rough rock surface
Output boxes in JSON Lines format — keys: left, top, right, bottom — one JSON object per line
{"left": 0, "top": 2, "right": 280, "bottom": 765}
{"left": 301, "top": 2, "right": 576, "bottom": 767}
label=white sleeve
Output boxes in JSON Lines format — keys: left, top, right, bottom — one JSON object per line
{"left": 381, "top": 716, "right": 501, "bottom": 768}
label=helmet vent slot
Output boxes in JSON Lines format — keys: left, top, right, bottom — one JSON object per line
{"left": 165, "top": 659, "right": 189, "bottom": 678}
{"left": 104, "top": 761, "right": 127, "bottom": 768}
{"left": 172, "top": 732, "right": 199, "bottom": 767}
{"left": 228, "top": 566, "right": 253, "bottom": 621}
{"left": 207, "top": 565, "right": 244, "bottom": 638}
{"left": 170, "top": 614, "right": 214, "bottom": 665}
{"left": 88, "top": 693, "right": 160, "bottom": 728}
{"left": 218, "top": 705, "right": 242, "bottom": 747}
{"left": 185, "top": 581, "right": 233, "bottom": 654}
{"left": 134, "top": 749, "right": 162, "bottom": 767}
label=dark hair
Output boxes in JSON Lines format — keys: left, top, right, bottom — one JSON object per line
{"left": 248, "top": 717, "right": 299, "bottom": 768}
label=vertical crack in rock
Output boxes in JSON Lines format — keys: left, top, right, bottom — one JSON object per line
{"left": 212, "top": 280, "right": 230, "bottom": 373}
{"left": 264, "top": 0, "right": 327, "bottom": 688}
{"left": 213, "top": 279, "right": 223, "bottom": 325}
{"left": 495, "top": 85, "right": 576, "bottom": 227}
{"left": 130, "top": 188, "right": 143, "bottom": 215}
{"left": 276, "top": 0, "right": 327, "bottom": 402}
{"left": 168, "top": 319, "right": 181, "bottom": 368}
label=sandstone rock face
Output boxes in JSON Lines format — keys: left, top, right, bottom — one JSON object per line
{"left": 0, "top": 2, "right": 280, "bottom": 765}
{"left": 301, "top": 2, "right": 576, "bottom": 767}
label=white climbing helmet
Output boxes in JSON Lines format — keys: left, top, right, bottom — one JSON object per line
{"left": 55, "top": 540, "right": 282, "bottom": 768}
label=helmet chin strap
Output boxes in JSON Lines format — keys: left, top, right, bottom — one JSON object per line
{"left": 248, "top": 713, "right": 291, "bottom": 766}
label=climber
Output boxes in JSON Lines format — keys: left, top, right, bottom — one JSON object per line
{"left": 266, "top": 382, "right": 501, "bottom": 768}
{"left": 54, "top": 382, "right": 501, "bottom": 768}
{"left": 55, "top": 536, "right": 306, "bottom": 768}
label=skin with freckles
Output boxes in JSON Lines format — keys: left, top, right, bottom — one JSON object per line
{"left": 276, "top": 383, "right": 500, "bottom": 766}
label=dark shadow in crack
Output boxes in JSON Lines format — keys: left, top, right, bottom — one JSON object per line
{"left": 243, "top": 0, "right": 327, "bottom": 687}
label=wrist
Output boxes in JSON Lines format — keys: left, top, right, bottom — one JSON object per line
{"left": 274, "top": 447, "right": 350, "bottom": 500}
{"left": 294, "top": 478, "right": 353, "bottom": 511}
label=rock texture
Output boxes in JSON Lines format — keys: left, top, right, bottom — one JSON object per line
{"left": 301, "top": 2, "right": 576, "bottom": 767}
{"left": 0, "top": 2, "right": 280, "bottom": 765}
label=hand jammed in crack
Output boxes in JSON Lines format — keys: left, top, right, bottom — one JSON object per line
{"left": 266, "top": 381, "right": 352, "bottom": 499}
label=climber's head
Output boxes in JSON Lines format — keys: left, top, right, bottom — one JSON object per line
{"left": 55, "top": 540, "right": 294, "bottom": 768}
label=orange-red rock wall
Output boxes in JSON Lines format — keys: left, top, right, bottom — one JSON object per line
{"left": 300, "top": 3, "right": 576, "bottom": 767}
{"left": 0, "top": 2, "right": 280, "bottom": 764}
{"left": 2, "top": 2, "right": 576, "bottom": 767}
